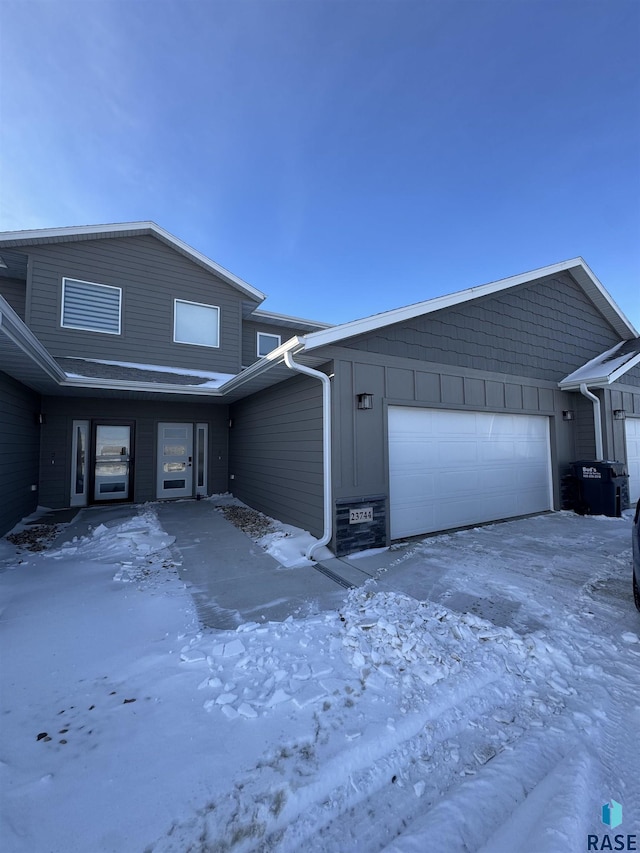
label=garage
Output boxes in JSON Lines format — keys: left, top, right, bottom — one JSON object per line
{"left": 388, "top": 407, "right": 553, "bottom": 539}
{"left": 625, "top": 417, "right": 640, "bottom": 503}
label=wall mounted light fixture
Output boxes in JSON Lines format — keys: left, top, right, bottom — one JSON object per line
{"left": 357, "top": 393, "right": 374, "bottom": 410}
{"left": 613, "top": 409, "right": 626, "bottom": 420}
{"left": 562, "top": 410, "right": 575, "bottom": 421}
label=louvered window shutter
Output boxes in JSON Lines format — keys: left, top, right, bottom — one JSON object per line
{"left": 62, "top": 279, "right": 121, "bottom": 334}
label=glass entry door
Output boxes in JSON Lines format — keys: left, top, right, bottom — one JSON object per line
{"left": 93, "top": 424, "right": 132, "bottom": 501}
{"left": 157, "top": 423, "right": 194, "bottom": 499}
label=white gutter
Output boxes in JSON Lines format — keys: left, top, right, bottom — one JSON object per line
{"left": 579, "top": 383, "right": 604, "bottom": 461}
{"left": 283, "top": 350, "right": 332, "bottom": 560}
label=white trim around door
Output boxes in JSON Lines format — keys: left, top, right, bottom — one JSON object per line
{"left": 70, "top": 420, "right": 89, "bottom": 507}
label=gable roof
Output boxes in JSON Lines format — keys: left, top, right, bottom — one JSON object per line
{"left": 298, "top": 258, "right": 638, "bottom": 352}
{"left": 0, "top": 221, "right": 266, "bottom": 303}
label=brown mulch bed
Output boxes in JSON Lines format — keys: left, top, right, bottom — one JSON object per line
{"left": 217, "top": 505, "right": 275, "bottom": 540}
{"left": 6, "top": 525, "right": 64, "bottom": 552}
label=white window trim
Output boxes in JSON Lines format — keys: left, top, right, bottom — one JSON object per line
{"left": 173, "top": 299, "right": 220, "bottom": 349}
{"left": 257, "top": 331, "right": 281, "bottom": 358}
{"left": 61, "top": 278, "right": 122, "bottom": 335}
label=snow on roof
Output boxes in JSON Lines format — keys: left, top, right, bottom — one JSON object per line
{"left": 558, "top": 338, "right": 640, "bottom": 389}
{"left": 59, "top": 357, "right": 235, "bottom": 389}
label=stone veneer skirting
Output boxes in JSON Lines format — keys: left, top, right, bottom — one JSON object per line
{"left": 334, "top": 495, "right": 387, "bottom": 557}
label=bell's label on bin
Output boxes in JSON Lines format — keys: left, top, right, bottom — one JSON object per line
{"left": 582, "top": 467, "right": 602, "bottom": 479}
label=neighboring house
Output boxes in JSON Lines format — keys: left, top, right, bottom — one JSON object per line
{"left": 1, "top": 222, "right": 639, "bottom": 556}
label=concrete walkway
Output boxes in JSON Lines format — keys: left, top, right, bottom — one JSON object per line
{"left": 45, "top": 500, "right": 373, "bottom": 629}
{"left": 154, "top": 501, "right": 347, "bottom": 629}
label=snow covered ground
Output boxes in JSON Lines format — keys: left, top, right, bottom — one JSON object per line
{"left": 1, "top": 506, "right": 638, "bottom": 852}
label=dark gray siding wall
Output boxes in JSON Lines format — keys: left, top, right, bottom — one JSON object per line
{"left": 25, "top": 235, "right": 247, "bottom": 373}
{"left": 38, "top": 397, "right": 229, "bottom": 509}
{"left": 229, "top": 374, "right": 324, "bottom": 537}
{"left": 573, "top": 394, "right": 598, "bottom": 460}
{"left": 345, "top": 272, "right": 621, "bottom": 383}
{"left": 241, "top": 321, "right": 301, "bottom": 367}
{"left": 619, "top": 363, "right": 640, "bottom": 388}
{"left": 0, "top": 371, "right": 40, "bottom": 534}
{"left": 331, "top": 345, "right": 582, "bottom": 518}
{"left": 0, "top": 278, "right": 27, "bottom": 319}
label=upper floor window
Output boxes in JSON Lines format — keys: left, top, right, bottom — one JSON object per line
{"left": 174, "top": 299, "right": 220, "bottom": 348}
{"left": 257, "top": 332, "right": 281, "bottom": 358}
{"left": 61, "top": 278, "right": 122, "bottom": 335}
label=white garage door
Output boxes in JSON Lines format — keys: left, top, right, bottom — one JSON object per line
{"left": 625, "top": 417, "right": 640, "bottom": 504}
{"left": 389, "top": 407, "right": 553, "bottom": 539}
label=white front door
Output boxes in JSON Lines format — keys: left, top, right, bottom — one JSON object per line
{"left": 625, "top": 417, "right": 640, "bottom": 503}
{"left": 388, "top": 407, "right": 553, "bottom": 539}
{"left": 157, "top": 423, "right": 194, "bottom": 499}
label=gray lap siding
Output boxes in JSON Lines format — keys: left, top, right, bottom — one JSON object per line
{"left": 345, "top": 272, "right": 621, "bottom": 383}
{"left": 25, "top": 235, "right": 245, "bottom": 374}
{"left": 37, "top": 398, "right": 229, "bottom": 509}
{"left": 0, "top": 371, "right": 41, "bottom": 534}
{"left": 229, "top": 373, "right": 324, "bottom": 537}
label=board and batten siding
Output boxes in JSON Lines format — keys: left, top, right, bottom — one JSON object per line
{"left": 24, "top": 235, "right": 248, "bottom": 374}
{"left": 37, "top": 397, "right": 229, "bottom": 509}
{"left": 0, "top": 277, "right": 27, "bottom": 320}
{"left": 229, "top": 373, "right": 324, "bottom": 537}
{"left": 0, "top": 371, "right": 41, "bottom": 535}
{"left": 331, "top": 346, "right": 580, "bottom": 517}
{"left": 344, "top": 272, "right": 621, "bottom": 384}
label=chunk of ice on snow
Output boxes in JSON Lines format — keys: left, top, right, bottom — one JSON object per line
{"left": 622, "top": 632, "right": 639, "bottom": 644}
{"left": 292, "top": 683, "right": 327, "bottom": 709}
{"left": 211, "top": 639, "right": 246, "bottom": 658}
{"left": 180, "top": 649, "right": 206, "bottom": 663}
{"left": 237, "top": 703, "right": 258, "bottom": 719}
{"left": 221, "top": 704, "right": 238, "bottom": 720}
{"left": 215, "top": 693, "right": 238, "bottom": 705}
{"left": 266, "top": 688, "right": 291, "bottom": 707}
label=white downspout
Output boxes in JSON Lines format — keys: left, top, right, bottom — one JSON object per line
{"left": 579, "top": 383, "right": 604, "bottom": 461}
{"left": 283, "top": 350, "right": 332, "bottom": 560}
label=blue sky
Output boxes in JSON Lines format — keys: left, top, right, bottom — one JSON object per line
{"left": 1, "top": 0, "right": 639, "bottom": 327}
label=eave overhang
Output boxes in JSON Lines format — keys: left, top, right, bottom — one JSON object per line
{"left": 0, "top": 221, "right": 266, "bottom": 304}
{"left": 300, "top": 258, "right": 638, "bottom": 352}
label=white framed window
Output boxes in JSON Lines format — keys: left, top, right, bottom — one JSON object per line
{"left": 61, "top": 278, "right": 122, "bottom": 334}
{"left": 257, "top": 332, "right": 281, "bottom": 358}
{"left": 174, "top": 299, "right": 220, "bottom": 348}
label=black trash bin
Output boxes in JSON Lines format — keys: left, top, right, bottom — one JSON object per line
{"left": 571, "top": 460, "right": 630, "bottom": 517}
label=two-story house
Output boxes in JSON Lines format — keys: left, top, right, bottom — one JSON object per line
{"left": 1, "top": 222, "right": 639, "bottom": 556}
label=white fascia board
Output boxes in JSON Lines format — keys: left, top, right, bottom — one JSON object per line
{"left": 568, "top": 260, "right": 638, "bottom": 339}
{"left": 251, "top": 308, "right": 333, "bottom": 329}
{"left": 218, "top": 337, "right": 305, "bottom": 393}
{"left": 60, "top": 376, "right": 225, "bottom": 396}
{"left": 0, "top": 221, "right": 266, "bottom": 303}
{"left": 300, "top": 259, "right": 638, "bottom": 352}
{"left": 0, "top": 297, "right": 66, "bottom": 382}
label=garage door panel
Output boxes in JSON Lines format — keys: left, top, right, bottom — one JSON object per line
{"left": 389, "top": 407, "right": 552, "bottom": 539}
{"left": 626, "top": 418, "right": 640, "bottom": 503}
